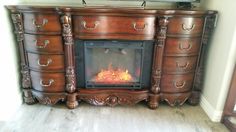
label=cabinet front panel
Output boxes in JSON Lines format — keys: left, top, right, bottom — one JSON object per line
{"left": 24, "top": 34, "right": 64, "bottom": 54}
{"left": 160, "top": 73, "right": 194, "bottom": 93}
{"left": 23, "top": 13, "right": 61, "bottom": 34}
{"left": 167, "top": 17, "right": 204, "bottom": 35}
{"left": 162, "top": 56, "right": 198, "bottom": 73}
{"left": 164, "top": 37, "right": 201, "bottom": 56}
{"left": 28, "top": 53, "right": 65, "bottom": 71}
{"left": 30, "top": 71, "right": 65, "bottom": 92}
{"left": 73, "top": 16, "right": 155, "bottom": 37}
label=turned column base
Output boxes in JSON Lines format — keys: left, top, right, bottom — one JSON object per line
{"left": 66, "top": 93, "right": 79, "bottom": 109}
{"left": 148, "top": 94, "right": 160, "bottom": 109}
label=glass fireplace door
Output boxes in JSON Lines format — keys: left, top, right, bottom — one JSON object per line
{"left": 84, "top": 41, "right": 144, "bottom": 89}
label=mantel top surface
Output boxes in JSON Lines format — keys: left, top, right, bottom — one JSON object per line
{"left": 6, "top": 5, "right": 217, "bottom": 15}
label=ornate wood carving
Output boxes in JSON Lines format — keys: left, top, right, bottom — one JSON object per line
{"left": 61, "top": 14, "right": 76, "bottom": 93}
{"left": 151, "top": 17, "right": 169, "bottom": 94}
{"left": 189, "top": 13, "right": 217, "bottom": 105}
{"left": 11, "top": 13, "right": 36, "bottom": 104}
{"left": 32, "top": 90, "right": 66, "bottom": 105}
{"left": 11, "top": 13, "right": 32, "bottom": 88}
{"left": 161, "top": 92, "right": 191, "bottom": 106}
{"left": 149, "top": 17, "right": 169, "bottom": 109}
{"left": 79, "top": 90, "right": 148, "bottom": 107}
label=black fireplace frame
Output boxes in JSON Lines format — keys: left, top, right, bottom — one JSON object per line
{"left": 75, "top": 40, "right": 154, "bottom": 89}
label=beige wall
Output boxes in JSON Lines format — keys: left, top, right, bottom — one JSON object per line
{"left": 0, "top": 0, "right": 22, "bottom": 121}
{"left": 200, "top": 0, "right": 236, "bottom": 121}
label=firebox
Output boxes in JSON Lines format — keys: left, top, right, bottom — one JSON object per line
{"left": 75, "top": 40, "right": 154, "bottom": 89}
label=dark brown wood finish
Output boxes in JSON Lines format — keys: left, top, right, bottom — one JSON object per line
{"left": 7, "top": 6, "right": 217, "bottom": 109}
{"left": 23, "top": 13, "right": 61, "bottom": 34}
{"left": 10, "top": 13, "right": 36, "bottom": 104}
{"left": 30, "top": 71, "right": 65, "bottom": 92}
{"left": 61, "top": 14, "right": 78, "bottom": 109}
{"left": 24, "top": 34, "right": 64, "bottom": 54}
{"left": 73, "top": 16, "right": 156, "bottom": 40}
{"left": 164, "top": 37, "right": 201, "bottom": 56}
{"left": 149, "top": 16, "right": 169, "bottom": 109}
{"left": 28, "top": 53, "right": 65, "bottom": 71}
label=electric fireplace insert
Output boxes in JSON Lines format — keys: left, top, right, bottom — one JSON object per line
{"left": 75, "top": 40, "right": 154, "bottom": 89}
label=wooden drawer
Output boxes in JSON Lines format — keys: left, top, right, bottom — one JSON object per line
{"left": 73, "top": 16, "right": 155, "bottom": 35}
{"left": 23, "top": 13, "right": 61, "bottom": 34}
{"left": 24, "top": 34, "right": 64, "bottom": 54}
{"left": 164, "top": 37, "right": 201, "bottom": 56}
{"left": 28, "top": 53, "right": 64, "bottom": 71}
{"left": 162, "top": 56, "right": 198, "bottom": 73}
{"left": 30, "top": 71, "right": 65, "bottom": 92}
{"left": 160, "top": 73, "right": 194, "bottom": 93}
{"left": 167, "top": 17, "right": 204, "bottom": 35}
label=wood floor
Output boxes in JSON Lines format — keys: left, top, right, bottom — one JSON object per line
{"left": 0, "top": 102, "right": 229, "bottom": 132}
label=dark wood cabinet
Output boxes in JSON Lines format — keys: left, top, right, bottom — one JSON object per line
{"left": 7, "top": 6, "right": 217, "bottom": 109}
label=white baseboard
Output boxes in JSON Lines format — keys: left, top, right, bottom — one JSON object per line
{"left": 200, "top": 95, "right": 223, "bottom": 122}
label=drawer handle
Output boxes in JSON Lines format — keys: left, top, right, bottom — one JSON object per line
{"left": 179, "top": 42, "right": 192, "bottom": 50}
{"left": 176, "top": 61, "right": 189, "bottom": 69}
{"left": 182, "top": 24, "right": 195, "bottom": 31}
{"left": 37, "top": 58, "right": 52, "bottom": 67}
{"left": 174, "top": 81, "right": 186, "bottom": 89}
{"left": 132, "top": 22, "right": 147, "bottom": 31}
{"left": 34, "top": 40, "right": 50, "bottom": 48}
{"left": 81, "top": 21, "right": 99, "bottom": 30}
{"left": 32, "top": 18, "right": 48, "bottom": 29}
{"left": 40, "top": 79, "right": 54, "bottom": 87}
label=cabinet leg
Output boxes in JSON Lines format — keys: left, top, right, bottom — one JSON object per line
{"left": 188, "top": 91, "right": 200, "bottom": 105}
{"left": 23, "top": 89, "right": 36, "bottom": 105}
{"left": 148, "top": 94, "right": 160, "bottom": 109}
{"left": 66, "top": 93, "right": 78, "bottom": 109}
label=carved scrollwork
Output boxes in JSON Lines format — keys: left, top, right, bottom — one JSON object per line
{"left": 61, "top": 14, "right": 76, "bottom": 93}
{"left": 66, "top": 66, "right": 76, "bottom": 93}
{"left": 32, "top": 90, "right": 66, "bottom": 105}
{"left": 61, "top": 14, "right": 73, "bottom": 45}
{"left": 151, "top": 17, "right": 169, "bottom": 94}
{"left": 21, "top": 65, "right": 31, "bottom": 88}
{"left": 79, "top": 94, "right": 147, "bottom": 107}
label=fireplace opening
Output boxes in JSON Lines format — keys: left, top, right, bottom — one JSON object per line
{"left": 75, "top": 40, "right": 154, "bottom": 89}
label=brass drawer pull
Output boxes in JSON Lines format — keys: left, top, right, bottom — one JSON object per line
{"left": 132, "top": 22, "right": 147, "bottom": 31}
{"left": 32, "top": 18, "right": 48, "bottom": 29}
{"left": 179, "top": 42, "right": 192, "bottom": 50}
{"left": 40, "top": 79, "right": 54, "bottom": 87}
{"left": 176, "top": 61, "right": 189, "bottom": 69}
{"left": 182, "top": 23, "right": 195, "bottom": 31}
{"left": 37, "top": 58, "right": 52, "bottom": 67}
{"left": 34, "top": 40, "right": 50, "bottom": 48}
{"left": 81, "top": 21, "right": 99, "bottom": 30}
{"left": 174, "top": 81, "right": 186, "bottom": 89}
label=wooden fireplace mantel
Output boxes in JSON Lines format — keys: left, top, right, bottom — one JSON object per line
{"left": 6, "top": 5, "right": 217, "bottom": 109}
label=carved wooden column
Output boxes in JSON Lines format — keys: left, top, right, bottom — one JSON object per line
{"left": 149, "top": 17, "right": 169, "bottom": 109}
{"left": 61, "top": 14, "right": 78, "bottom": 109}
{"left": 11, "top": 13, "right": 35, "bottom": 104}
{"left": 188, "top": 12, "right": 217, "bottom": 105}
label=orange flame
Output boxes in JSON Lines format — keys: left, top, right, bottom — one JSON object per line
{"left": 93, "top": 63, "right": 133, "bottom": 83}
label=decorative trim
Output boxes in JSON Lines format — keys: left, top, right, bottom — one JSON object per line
{"left": 161, "top": 92, "right": 191, "bottom": 106}
{"left": 200, "top": 95, "right": 223, "bottom": 122}
{"left": 32, "top": 90, "right": 66, "bottom": 105}
{"left": 65, "top": 66, "right": 76, "bottom": 93}
{"left": 151, "top": 17, "right": 169, "bottom": 94}
{"left": 79, "top": 93, "right": 148, "bottom": 107}
{"left": 61, "top": 14, "right": 76, "bottom": 93}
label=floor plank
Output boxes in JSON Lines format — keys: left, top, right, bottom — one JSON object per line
{"left": 0, "top": 102, "right": 229, "bottom": 132}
